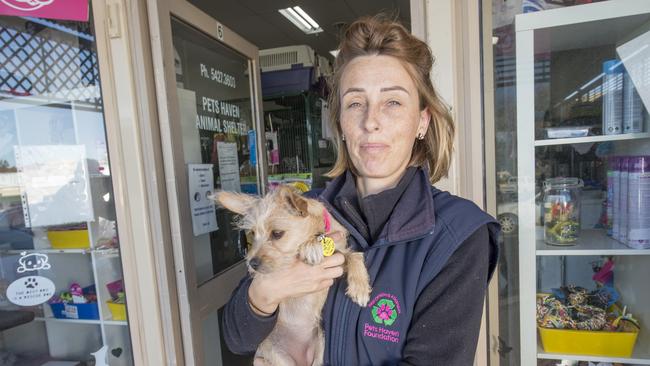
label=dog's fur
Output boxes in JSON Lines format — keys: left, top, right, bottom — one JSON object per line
{"left": 212, "top": 186, "right": 371, "bottom": 366}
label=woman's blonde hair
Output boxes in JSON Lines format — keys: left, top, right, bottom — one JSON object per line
{"left": 325, "top": 15, "right": 455, "bottom": 184}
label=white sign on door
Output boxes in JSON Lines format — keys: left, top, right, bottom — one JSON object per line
{"left": 217, "top": 141, "right": 240, "bottom": 192}
{"left": 188, "top": 164, "right": 218, "bottom": 236}
{"left": 6, "top": 275, "right": 55, "bottom": 306}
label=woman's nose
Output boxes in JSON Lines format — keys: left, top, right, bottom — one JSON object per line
{"left": 362, "top": 105, "right": 381, "bottom": 132}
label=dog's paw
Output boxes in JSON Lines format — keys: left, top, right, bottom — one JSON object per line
{"left": 346, "top": 280, "right": 372, "bottom": 307}
{"left": 302, "top": 243, "right": 324, "bottom": 265}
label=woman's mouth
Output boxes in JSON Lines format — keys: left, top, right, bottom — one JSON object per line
{"left": 360, "top": 143, "right": 389, "bottom": 153}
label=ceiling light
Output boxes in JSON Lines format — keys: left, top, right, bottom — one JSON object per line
{"left": 293, "top": 6, "right": 319, "bottom": 29}
{"left": 279, "top": 6, "right": 323, "bottom": 34}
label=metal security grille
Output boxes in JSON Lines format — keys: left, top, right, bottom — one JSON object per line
{"left": 265, "top": 94, "right": 313, "bottom": 174}
{"left": 0, "top": 18, "right": 101, "bottom": 106}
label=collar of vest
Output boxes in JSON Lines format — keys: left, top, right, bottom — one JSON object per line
{"left": 318, "top": 167, "right": 436, "bottom": 248}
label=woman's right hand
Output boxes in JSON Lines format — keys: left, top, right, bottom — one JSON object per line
{"left": 247, "top": 251, "right": 345, "bottom": 316}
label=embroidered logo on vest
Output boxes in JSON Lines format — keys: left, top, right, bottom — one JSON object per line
{"left": 372, "top": 298, "right": 398, "bottom": 326}
{"left": 363, "top": 292, "right": 402, "bottom": 343}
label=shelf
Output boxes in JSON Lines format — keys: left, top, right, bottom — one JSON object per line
{"left": 0, "top": 248, "right": 90, "bottom": 254}
{"left": 35, "top": 316, "right": 101, "bottom": 325}
{"left": 103, "top": 319, "right": 128, "bottom": 326}
{"left": 0, "top": 247, "right": 120, "bottom": 256}
{"left": 535, "top": 132, "right": 650, "bottom": 146}
{"left": 34, "top": 316, "right": 126, "bottom": 326}
{"left": 538, "top": 343, "right": 650, "bottom": 365}
{"left": 536, "top": 229, "right": 650, "bottom": 256}
{"left": 516, "top": 0, "right": 650, "bottom": 52}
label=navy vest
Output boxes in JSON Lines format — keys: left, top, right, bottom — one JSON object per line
{"left": 309, "top": 170, "right": 499, "bottom": 366}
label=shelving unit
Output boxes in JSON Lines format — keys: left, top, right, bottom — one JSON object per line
{"left": 537, "top": 343, "right": 650, "bottom": 365}
{"left": 536, "top": 229, "right": 650, "bottom": 256}
{"left": 0, "top": 99, "right": 133, "bottom": 364}
{"left": 535, "top": 132, "right": 650, "bottom": 146}
{"left": 516, "top": 1, "right": 650, "bottom": 365}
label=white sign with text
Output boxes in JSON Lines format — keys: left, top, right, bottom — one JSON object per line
{"left": 188, "top": 164, "right": 218, "bottom": 236}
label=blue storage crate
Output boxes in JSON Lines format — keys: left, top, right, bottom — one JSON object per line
{"left": 50, "top": 302, "right": 99, "bottom": 320}
{"left": 49, "top": 284, "right": 99, "bottom": 320}
{"left": 261, "top": 66, "right": 314, "bottom": 96}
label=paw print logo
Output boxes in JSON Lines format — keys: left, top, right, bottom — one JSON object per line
{"left": 24, "top": 277, "right": 38, "bottom": 289}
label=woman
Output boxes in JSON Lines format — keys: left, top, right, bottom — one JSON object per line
{"left": 223, "top": 15, "right": 500, "bottom": 365}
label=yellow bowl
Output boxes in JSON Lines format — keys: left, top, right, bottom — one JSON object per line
{"left": 106, "top": 301, "right": 126, "bottom": 321}
{"left": 538, "top": 326, "right": 638, "bottom": 358}
{"left": 47, "top": 230, "right": 90, "bottom": 249}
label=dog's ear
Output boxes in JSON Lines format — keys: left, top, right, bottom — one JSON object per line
{"left": 277, "top": 185, "right": 308, "bottom": 217}
{"left": 209, "top": 191, "right": 256, "bottom": 215}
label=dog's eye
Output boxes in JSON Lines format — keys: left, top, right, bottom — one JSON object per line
{"left": 270, "top": 230, "right": 285, "bottom": 240}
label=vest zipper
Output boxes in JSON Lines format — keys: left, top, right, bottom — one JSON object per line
{"left": 341, "top": 198, "right": 371, "bottom": 241}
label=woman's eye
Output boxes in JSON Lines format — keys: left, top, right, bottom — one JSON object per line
{"left": 271, "top": 230, "right": 285, "bottom": 240}
{"left": 347, "top": 101, "right": 363, "bottom": 109}
{"left": 387, "top": 100, "right": 401, "bottom": 107}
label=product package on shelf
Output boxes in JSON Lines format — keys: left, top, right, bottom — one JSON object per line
{"left": 607, "top": 156, "right": 650, "bottom": 249}
{"left": 602, "top": 58, "right": 648, "bottom": 136}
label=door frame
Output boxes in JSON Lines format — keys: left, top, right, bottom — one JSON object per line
{"left": 91, "top": 0, "right": 184, "bottom": 364}
{"left": 145, "top": 0, "right": 266, "bottom": 364}
{"left": 412, "top": 0, "right": 498, "bottom": 364}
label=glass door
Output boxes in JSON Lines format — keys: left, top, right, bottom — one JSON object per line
{"left": 147, "top": 1, "right": 265, "bottom": 364}
{"left": 0, "top": 7, "right": 135, "bottom": 366}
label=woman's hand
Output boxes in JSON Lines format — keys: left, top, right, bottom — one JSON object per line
{"left": 247, "top": 246, "right": 345, "bottom": 316}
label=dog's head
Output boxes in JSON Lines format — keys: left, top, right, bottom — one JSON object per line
{"left": 211, "top": 186, "right": 328, "bottom": 275}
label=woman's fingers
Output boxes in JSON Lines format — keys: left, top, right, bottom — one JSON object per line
{"left": 321, "top": 252, "right": 345, "bottom": 268}
{"left": 317, "top": 278, "right": 335, "bottom": 291}
{"left": 322, "top": 264, "right": 344, "bottom": 279}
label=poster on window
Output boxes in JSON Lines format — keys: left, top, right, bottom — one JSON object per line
{"left": 217, "top": 142, "right": 240, "bottom": 192}
{"left": 14, "top": 145, "right": 94, "bottom": 227}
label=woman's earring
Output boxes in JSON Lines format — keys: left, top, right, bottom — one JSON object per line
{"left": 417, "top": 132, "right": 424, "bottom": 140}
{"left": 341, "top": 134, "right": 346, "bottom": 141}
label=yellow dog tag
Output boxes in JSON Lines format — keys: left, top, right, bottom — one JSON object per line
{"left": 320, "top": 235, "right": 335, "bottom": 257}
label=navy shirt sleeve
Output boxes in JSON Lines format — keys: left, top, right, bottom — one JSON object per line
{"left": 399, "top": 225, "right": 491, "bottom": 366}
{"left": 221, "top": 276, "right": 278, "bottom": 355}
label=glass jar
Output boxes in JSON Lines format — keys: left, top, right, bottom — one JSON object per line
{"left": 543, "top": 178, "right": 583, "bottom": 245}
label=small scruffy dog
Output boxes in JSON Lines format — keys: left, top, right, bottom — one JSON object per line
{"left": 212, "top": 186, "right": 371, "bottom": 366}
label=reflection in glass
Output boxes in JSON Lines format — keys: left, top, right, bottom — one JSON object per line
{"left": 171, "top": 18, "right": 255, "bottom": 284}
{"left": 0, "top": 14, "right": 132, "bottom": 365}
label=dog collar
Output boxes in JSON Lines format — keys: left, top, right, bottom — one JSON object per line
{"left": 320, "top": 209, "right": 335, "bottom": 256}
{"left": 323, "top": 208, "right": 331, "bottom": 233}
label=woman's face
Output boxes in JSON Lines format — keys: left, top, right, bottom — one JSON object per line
{"left": 339, "top": 55, "right": 430, "bottom": 182}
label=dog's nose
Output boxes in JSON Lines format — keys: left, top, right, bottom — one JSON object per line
{"left": 249, "top": 257, "right": 261, "bottom": 271}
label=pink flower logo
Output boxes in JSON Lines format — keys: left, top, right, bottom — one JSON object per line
{"left": 372, "top": 298, "right": 398, "bottom": 326}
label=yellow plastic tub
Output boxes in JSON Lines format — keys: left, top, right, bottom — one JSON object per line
{"left": 47, "top": 229, "right": 90, "bottom": 249}
{"left": 106, "top": 301, "right": 126, "bottom": 321}
{"left": 538, "top": 326, "right": 639, "bottom": 358}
